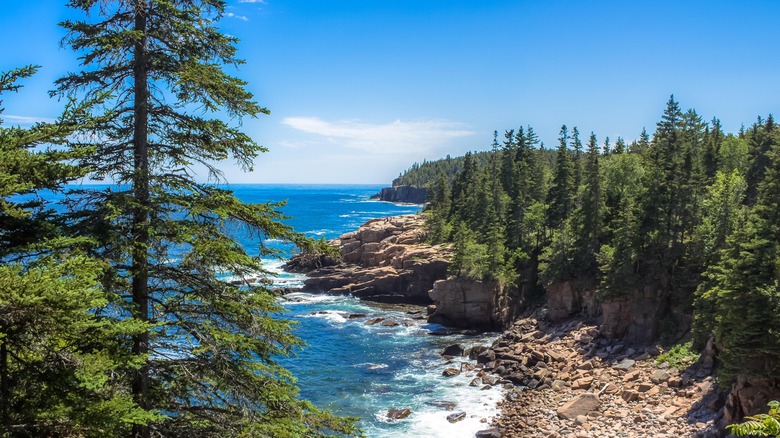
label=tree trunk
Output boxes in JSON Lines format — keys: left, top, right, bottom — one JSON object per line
{"left": 1, "top": 336, "right": 9, "bottom": 432}
{"left": 131, "top": 2, "right": 151, "bottom": 437}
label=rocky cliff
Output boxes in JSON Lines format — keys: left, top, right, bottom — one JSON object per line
{"left": 371, "top": 185, "right": 428, "bottom": 204}
{"left": 289, "top": 214, "right": 452, "bottom": 304}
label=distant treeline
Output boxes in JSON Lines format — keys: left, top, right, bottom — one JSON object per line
{"left": 393, "top": 142, "right": 556, "bottom": 188}
{"left": 422, "top": 96, "right": 780, "bottom": 387}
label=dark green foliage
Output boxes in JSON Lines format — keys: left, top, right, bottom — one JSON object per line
{"left": 546, "top": 125, "right": 574, "bottom": 230}
{"left": 419, "top": 95, "right": 780, "bottom": 393}
{"left": 0, "top": 66, "right": 148, "bottom": 436}
{"left": 697, "top": 136, "right": 780, "bottom": 383}
{"left": 51, "top": 1, "right": 360, "bottom": 436}
{"left": 394, "top": 152, "right": 492, "bottom": 188}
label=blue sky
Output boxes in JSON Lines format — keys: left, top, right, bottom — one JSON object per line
{"left": 1, "top": 0, "right": 779, "bottom": 184}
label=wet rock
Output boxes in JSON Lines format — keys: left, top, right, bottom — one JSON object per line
{"left": 469, "top": 345, "right": 488, "bottom": 360}
{"left": 477, "top": 349, "right": 496, "bottom": 364}
{"left": 427, "top": 400, "right": 457, "bottom": 410}
{"left": 365, "top": 317, "right": 384, "bottom": 326}
{"left": 446, "top": 411, "right": 466, "bottom": 423}
{"left": 442, "top": 368, "right": 461, "bottom": 377}
{"left": 386, "top": 408, "right": 412, "bottom": 419}
{"left": 381, "top": 319, "right": 400, "bottom": 327}
{"left": 475, "top": 428, "right": 503, "bottom": 438}
{"left": 347, "top": 313, "right": 367, "bottom": 319}
{"left": 441, "top": 344, "right": 465, "bottom": 357}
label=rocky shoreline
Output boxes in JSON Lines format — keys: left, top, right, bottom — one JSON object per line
{"left": 447, "top": 312, "right": 721, "bottom": 437}
{"left": 287, "top": 214, "right": 452, "bottom": 304}
{"left": 284, "top": 214, "right": 744, "bottom": 437}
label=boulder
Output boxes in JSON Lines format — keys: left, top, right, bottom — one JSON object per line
{"left": 442, "top": 368, "right": 461, "bottom": 377}
{"left": 428, "top": 277, "right": 501, "bottom": 330}
{"left": 386, "top": 408, "right": 412, "bottom": 419}
{"left": 446, "top": 411, "right": 466, "bottom": 423}
{"left": 427, "top": 400, "right": 457, "bottom": 410}
{"left": 441, "top": 344, "right": 465, "bottom": 357}
{"left": 475, "top": 428, "right": 503, "bottom": 438}
{"left": 650, "top": 369, "right": 671, "bottom": 384}
{"left": 477, "top": 349, "right": 496, "bottom": 365}
{"left": 556, "top": 393, "right": 601, "bottom": 420}
{"left": 613, "top": 358, "right": 636, "bottom": 371}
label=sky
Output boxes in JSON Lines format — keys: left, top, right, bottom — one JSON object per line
{"left": 1, "top": 0, "right": 779, "bottom": 184}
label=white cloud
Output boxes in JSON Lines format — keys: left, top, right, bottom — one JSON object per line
{"left": 2, "top": 115, "right": 55, "bottom": 125}
{"left": 225, "top": 12, "right": 248, "bottom": 21}
{"left": 280, "top": 117, "right": 475, "bottom": 155}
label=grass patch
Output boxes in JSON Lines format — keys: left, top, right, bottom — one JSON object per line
{"left": 656, "top": 341, "right": 700, "bottom": 370}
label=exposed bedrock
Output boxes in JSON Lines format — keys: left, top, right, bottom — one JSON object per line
{"left": 289, "top": 214, "right": 452, "bottom": 304}
{"left": 370, "top": 185, "right": 428, "bottom": 204}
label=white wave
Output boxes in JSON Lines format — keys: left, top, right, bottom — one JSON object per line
{"left": 302, "top": 310, "right": 347, "bottom": 324}
{"left": 306, "top": 230, "right": 330, "bottom": 236}
{"left": 282, "top": 293, "right": 344, "bottom": 305}
{"left": 353, "top": 362, "right": 389, "bottom": 370}
{"left": 367, "top": 358, "right": 503, "bottom": 437}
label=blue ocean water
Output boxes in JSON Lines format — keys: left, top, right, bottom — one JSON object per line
{"left": 29, "top": 184, "right": 503, "bottom": 436}
{"left": 231, "top": 184, "right": 504, "bottom": 437}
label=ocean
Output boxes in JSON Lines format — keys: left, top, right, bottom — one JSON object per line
{"left": 233, "top": 184, "right": 504, "bottom": 437}
{"left": 31, "top": 183, "right": 503, "bottom": 437}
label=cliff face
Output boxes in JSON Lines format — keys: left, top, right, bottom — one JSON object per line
{"left": 427, "top": 278, "right": 502, "bottom": 330}
{"left": 371, "top": 185, "right": 428, "bottom": 204}
{"left": 288, "top": 214, "right": 522, "bottom": 329}
{"left": 545, "top": 277, "right": 691, "bottom": 346}
{"left": 293, "top": 214, "right": 452, "bottom": 304}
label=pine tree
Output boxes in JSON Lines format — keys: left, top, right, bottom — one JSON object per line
{"left": 571, "top": 126, "right": 583, "bottom": 191}
{"left": 629, "top": 127, "right": 651, "bottom": 154}
{"left": 613, "top": 137, "right": 626, "bottom": 154}
{"left": 55, "top": 1, "right": 358, "bottom": 435}
{"left": 703, "top": 117, "right": 724, "bottom": 180}
{"left": 425, "top": 172, "right": 452, "bottom": 243}
{"left": 0, "top": 66, "right": 149, "bottom": 436}
{"left": 546, "top": 125, "right": 574, "bottom": 230}
{"left": 579, "top": 132, "right": 603, "bottom": 270}
{"left": 745, "top": 115, "right": 778, "bottom": 205}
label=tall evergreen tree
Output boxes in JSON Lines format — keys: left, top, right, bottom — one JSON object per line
{"left": 745, "top": 115, "right": 778, "bottom": 205}
{"left": 613, "top": 137, "right": 626, "bottom": 155}
{"left": 629, "top": 127, "right": 651, "bottom": 154}
{"left": 579, "top": 132, "right": 603, "bottom": 267}
{"left": 546, "top": 125, "right": 574, "bottom": 230}
{"left": 702, "top": 136, "right": 780, "bottom": 382}
{"left": 55, "top": 1, "right": 358, "bottom": 436}
{"left": 0, "top": 66, "right": 150, "bottom": 436}
{"left": 571, "top": 126, "right": 583, "bottom": 191}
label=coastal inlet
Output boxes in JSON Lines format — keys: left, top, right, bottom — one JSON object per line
{"left": 235, "top": 185, "right": 504, "bottom": 438}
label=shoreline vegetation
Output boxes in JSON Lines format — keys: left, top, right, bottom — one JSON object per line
{"left": 0, "top": 2, "right": 361, "bottom": 436}
{"left": 293, "top": 94, "right": 780, "bottom": 436}
{"left": 1, "top": 2, "right": 778, "bottom": 437}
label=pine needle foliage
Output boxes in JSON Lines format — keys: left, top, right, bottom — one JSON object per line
{"left": 53, "top": 1, "right": 360, "bottom": 436}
